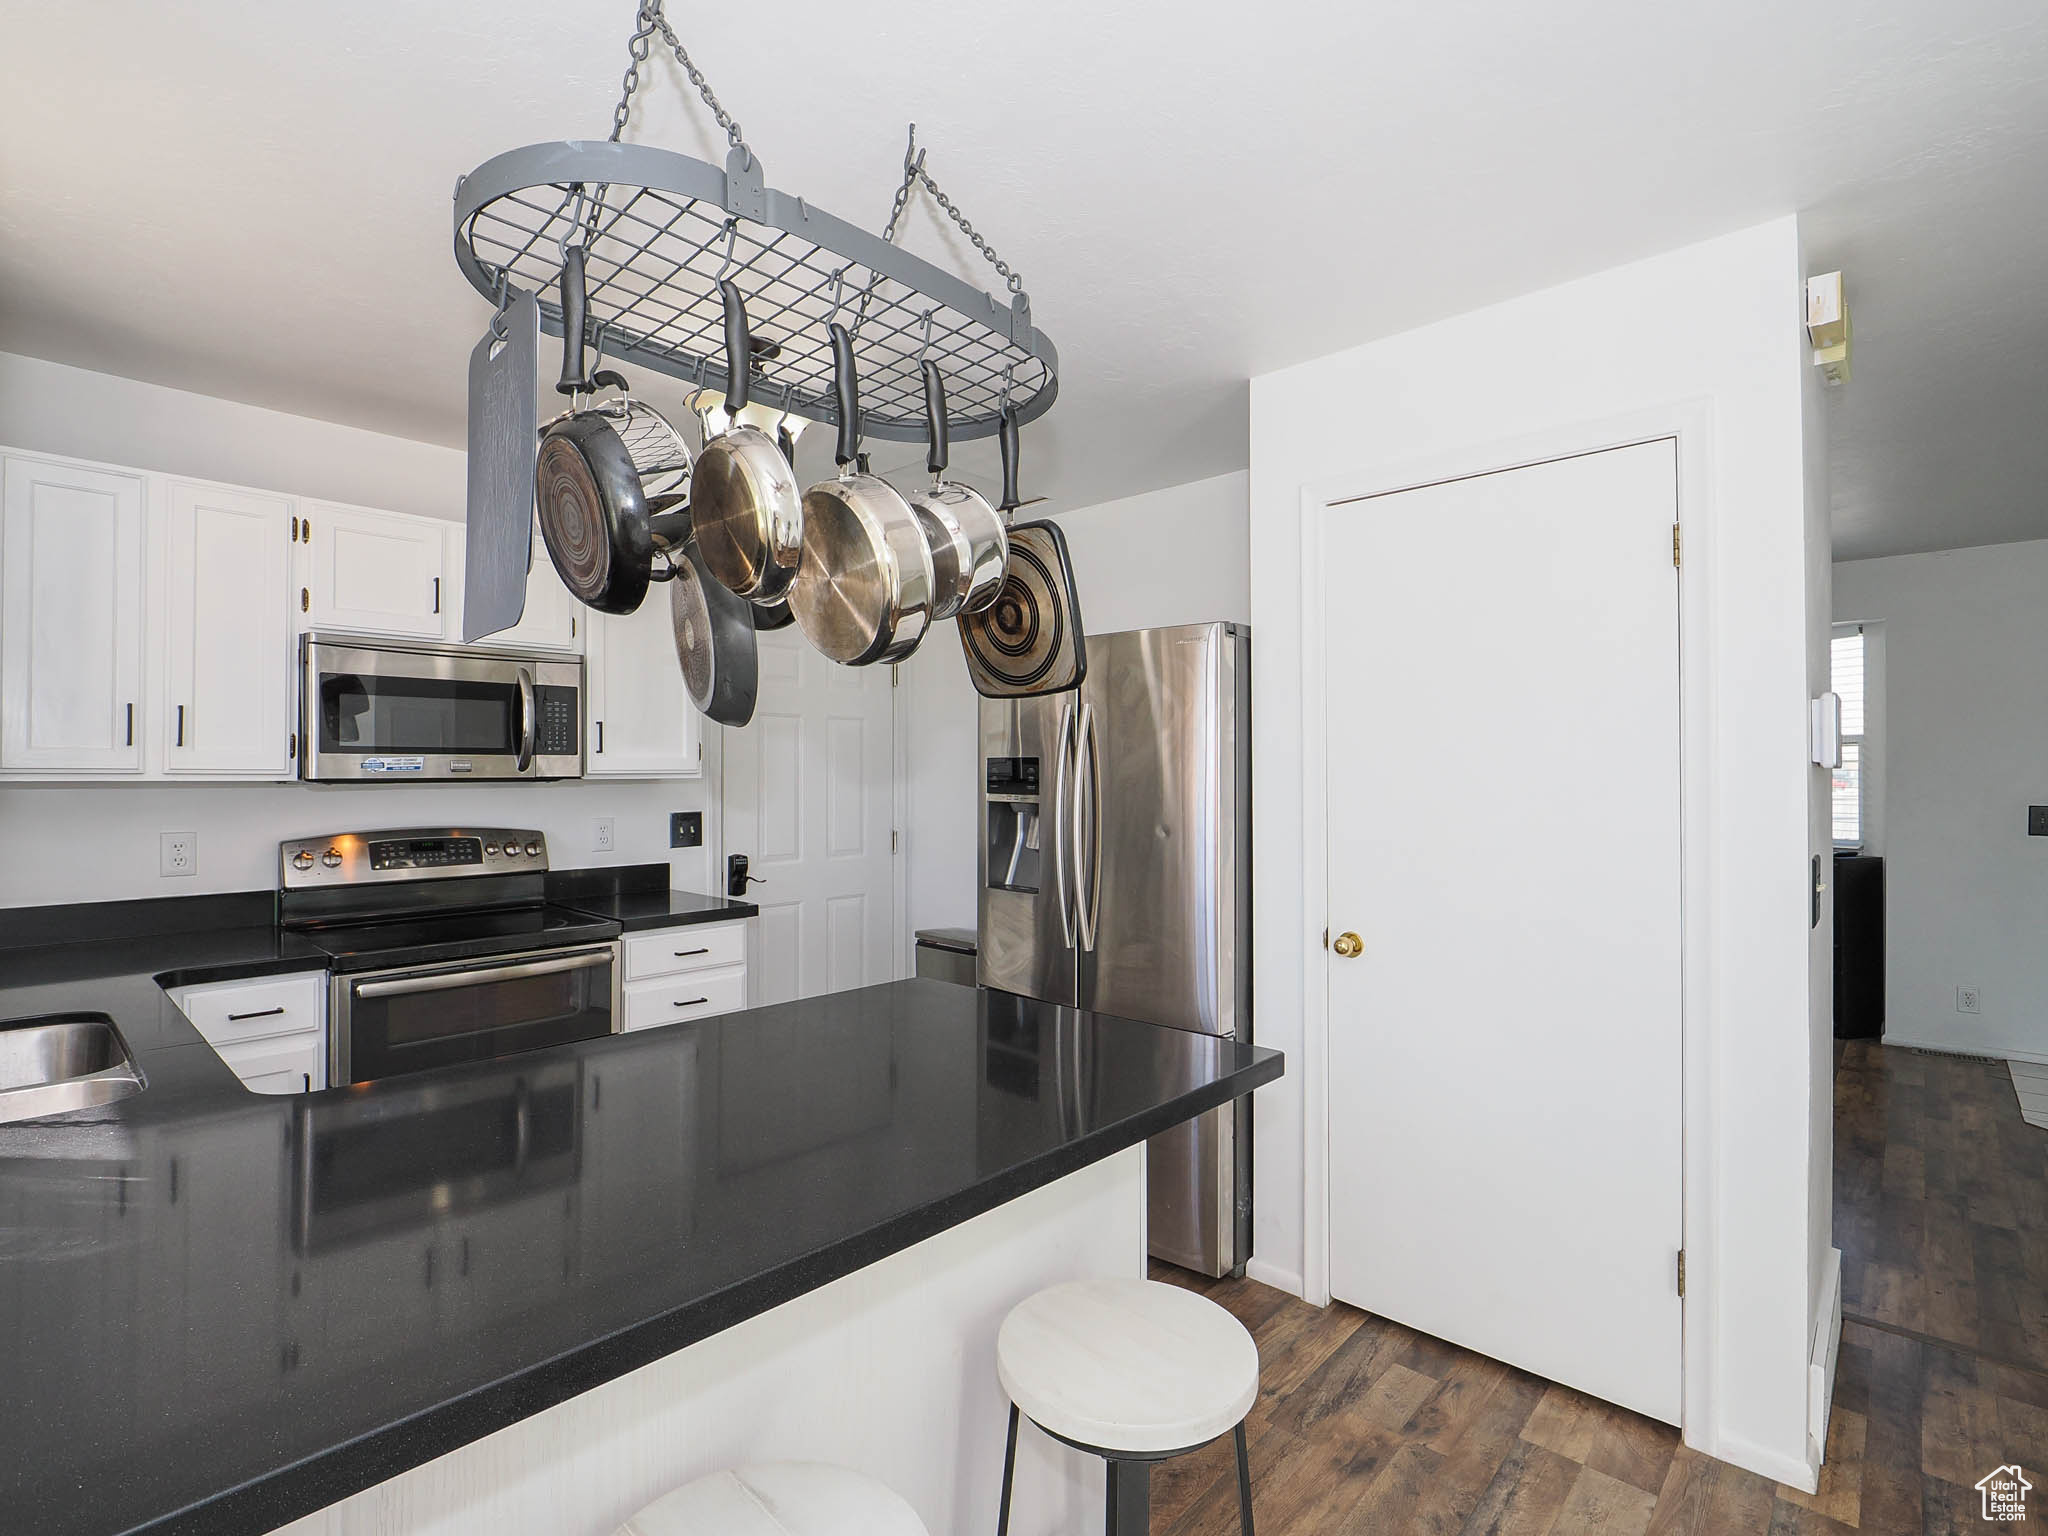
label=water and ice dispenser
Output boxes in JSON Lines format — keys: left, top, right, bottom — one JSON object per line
{"left": 984, "top": 755, "right": 1042, "bottom": 893}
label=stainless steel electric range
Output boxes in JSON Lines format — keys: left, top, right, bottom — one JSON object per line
{"left": 278, "top": 828, "right": 622, "bottom": 1085}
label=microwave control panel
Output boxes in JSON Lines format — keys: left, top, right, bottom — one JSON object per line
{"left": 534, "top": 686, "right": 579, "bottom": 757}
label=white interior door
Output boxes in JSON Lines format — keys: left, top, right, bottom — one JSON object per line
{"left": 722, "top": 629, "right": 899, "bottom": 1006}
{"left": 1324, "top": 439, "right": 1684, "bottom": 1423}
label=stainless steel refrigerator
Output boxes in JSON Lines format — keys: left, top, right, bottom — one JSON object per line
{"left": 978, "top": 621, "right": 1252, "bottom": 1276}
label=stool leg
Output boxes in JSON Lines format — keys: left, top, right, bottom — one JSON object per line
{"left": 1235, "top": 1421, "right": 1255, "bottom": 1536}
{"left": 1104, "top": 1458, "right": 1151, "bottom": 1536}
{"left": 997, "top": 1404, "right": 1020, "bottom": 1536}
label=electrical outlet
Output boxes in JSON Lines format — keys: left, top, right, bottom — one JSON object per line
{"left": 1958, "top": 985, "right": 1982, "bottom": 1016}
{"left": 670, "top": 811, "right": 703, "bottom": 848}
{"left": 160, "top": 832, "right": 197, "bottom": 878}
{"left": 592, "top": 817, "right": 615, "bottom": 853}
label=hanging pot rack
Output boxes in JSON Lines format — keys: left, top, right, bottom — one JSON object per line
{"left": 451, "top": 3, "right": 1058, "bottom": 448}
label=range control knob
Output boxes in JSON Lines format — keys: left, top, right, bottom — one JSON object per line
{"left": 321, "top": 848, "right": 343, "bottom": 869}
{"left": 291, "top": 850, "right": 315, "bottom": 871}
{"left": 524, "top": 839, "right": 543, "bottom": 858}
{"left": 483, "top": 843, "right": 499, "bottom": 857}
{"left": 501, "top": 843, "right": 521, "bottom": 858}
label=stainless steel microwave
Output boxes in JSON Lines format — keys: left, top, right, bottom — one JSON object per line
{"left": 299, "top": 634, "right": 584, "bottom": 781}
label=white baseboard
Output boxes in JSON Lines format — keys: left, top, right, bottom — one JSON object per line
{"left": 1244, "top": 1257, "right": 1304, "bottom": 1299}
{"left": 1809, "top": 1247, "right": 1843, "bottom": 1466}
{"left": 1716, "top": 1431, "right": 1820, "bottom": 1494}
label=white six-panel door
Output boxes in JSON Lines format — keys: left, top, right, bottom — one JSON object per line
{"left": 1323, "top": 440, "right": 1685, "bottom": 1423}
{"left": 722, "top": 629, "right": 898, "bottom": 1006}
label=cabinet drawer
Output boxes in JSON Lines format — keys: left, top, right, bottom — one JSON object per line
{"left": 214, "top": 1031, "right": 324, "bottom": 1095}
{"left": 170, "top": 972, "right": 326, "bottom": 1048}
{"left": 622, "top": 965, "right": 747, "bottom": 1031}
{"left": 622, "top": 921, "right": 747, "bottom": 981}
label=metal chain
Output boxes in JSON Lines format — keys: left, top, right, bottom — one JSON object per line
{"left": 881, "top": 124, "right": 1025, "bottom": 296}
{"left": 608, "top": 0, "right": 749, "bottom": 162}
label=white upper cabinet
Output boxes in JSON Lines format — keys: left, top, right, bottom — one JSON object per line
{"left": 1, "top": 455, "right": 146, "bottom": 772}
{"left": 586, "top": 593, "right": 701, "bottom": 777}
{"left": 163, "top": 480, "right": 295, "bottom": 777}
{"left": 444, "top": 523, "right": 583, "bottom": 653}
{"left": 300, "top": 500, "right": 447, "bottom": 638}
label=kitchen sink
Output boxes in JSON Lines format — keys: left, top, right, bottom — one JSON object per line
{"left": 0, "top": 1014, "right": 143, "bottom": 1124}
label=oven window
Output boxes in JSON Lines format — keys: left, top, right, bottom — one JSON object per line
{"left": 343, "top": 955, "right": 615, "bottom": 1083}
{"left": 318, "top": 672, "right": 519, "bottom": 755}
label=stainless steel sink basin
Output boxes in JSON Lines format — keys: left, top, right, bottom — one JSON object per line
{"left": 0, "top": 1015, "right": 143, "bottom": 1124}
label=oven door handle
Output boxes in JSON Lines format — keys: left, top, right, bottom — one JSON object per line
{"left": 353, "top": 949, "right": 610, "bottom": 999}
{"left": 515, "top": 666, "right": 537, "bottom": 773}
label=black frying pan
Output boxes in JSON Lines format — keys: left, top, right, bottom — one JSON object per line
{"left": 533, "top": 246, "right": 657, "bottom": 615}
{"left": 958, "top": 402, "right": 1087, "bottom": 697}
{"left": 670, "top": 538, "right": 759, "bottom": 727}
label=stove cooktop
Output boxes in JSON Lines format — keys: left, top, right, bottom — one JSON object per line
{"left": 298, "top": 904, "right": 622, "bottom": 974}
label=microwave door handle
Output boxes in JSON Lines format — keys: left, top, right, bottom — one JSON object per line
{"left": 353, "top": 949, "right": 610, "bottom": 998}
{"left": 515, "top": 666, "right": 536, "bottom": 772}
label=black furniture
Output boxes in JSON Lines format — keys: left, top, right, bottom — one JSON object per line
{"left": 1833, "top": 853, "right": 1885, "bottom": 1039}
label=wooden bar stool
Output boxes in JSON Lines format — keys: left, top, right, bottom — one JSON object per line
{"left": 616, "top": 1462, "right": 929, "bottom": 1535}
{"left": 995, "top": 1278, "right": 1259, "bottom": 1536}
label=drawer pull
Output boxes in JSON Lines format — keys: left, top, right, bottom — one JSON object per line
{"left": 673, "top": 997, "right": 710, "bottom": 1008}
{"left": 227, "top": 1006, "right": 287, "bottom": 1022}
{"left": 673, "top": 947, "right": 710, "bottom": 958}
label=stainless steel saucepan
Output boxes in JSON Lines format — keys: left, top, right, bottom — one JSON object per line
{"left": 788, "top": 323, "right": 936, "bottom": 666}
{"left": 906, "top": 360, "right": 1007, "bottom": 622}
{"left": 690, "top": 278, "right": 804, "bottom": 605}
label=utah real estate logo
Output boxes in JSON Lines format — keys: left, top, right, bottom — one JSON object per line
{"left": 1977, "top": 1464, "right": 2032, "bottom": 1522}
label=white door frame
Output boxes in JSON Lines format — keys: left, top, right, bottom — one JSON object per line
{"left": 1296, "top": 400, "right": 1719, "bottom": 1444}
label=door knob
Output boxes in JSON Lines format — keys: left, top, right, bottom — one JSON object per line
{"left": 1332, "top": 931, "right": 1363, "bottom": 959}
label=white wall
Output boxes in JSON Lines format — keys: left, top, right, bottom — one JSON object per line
{"left": 0, "top": 352, "right": 719, "bottom": 905}
{"left": 1248, "top": 219, "right": 1826, "bottom": 1486}
{"left": 900, "top": 471, "right": 1250, "bottom": 941}
{"left": 1834, "top": 539, "right": 2048, "bottom": 1059}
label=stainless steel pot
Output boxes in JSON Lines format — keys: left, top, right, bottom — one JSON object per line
{"left": 689, "top": 279, "right": 803, "bottom": 603}
{"left": 789, "top": 323, "right": 935, "bottom": 666}
{"left": 906, "top": 360, "right": 1007, "bottom": 621}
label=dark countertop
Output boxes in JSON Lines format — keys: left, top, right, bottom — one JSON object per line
{"left": 0, "top": 922, "right": 1281, "bottom": 1536}
{"left": 553, "top": 885, "right": 760, "bottom": 933}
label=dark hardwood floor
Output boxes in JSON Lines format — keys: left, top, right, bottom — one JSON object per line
{"left": 1142, "top": 1040, "right": 2048, "bottom": 1535}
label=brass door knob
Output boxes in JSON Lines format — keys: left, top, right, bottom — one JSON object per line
{"left": 1332, "top": 931, "right": 1363, "bottom": 958}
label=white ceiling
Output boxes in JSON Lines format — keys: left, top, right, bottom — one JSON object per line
{"left": 2, "top": 1, "right": 2044, "bottom": 558}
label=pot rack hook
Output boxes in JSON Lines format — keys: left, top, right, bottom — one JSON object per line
{"left": 713, "top": 219, "right": 739, "bottom": 284}
{"left": 917, "top": 309, "right": 934, "bottom": 365}
{"left": 827, "top": 267, "right": 846, "bottom": 328}
{"left": 488, "top": 271, "right": 511, "bottom": 340}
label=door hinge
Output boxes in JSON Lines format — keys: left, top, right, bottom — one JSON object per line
{"left": 1671, "top": 523, "right": 1682, "bottom": 568}
{"left": 1676, "top": 1248, "right": 1687, "bottom": 1299}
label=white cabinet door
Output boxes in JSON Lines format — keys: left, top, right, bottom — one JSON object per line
{"left": 1, "top": 455, "right": 146, "bottom": 772}
{"left": 586, "top": 595, "right": 701, "bottom": 777}
{"left": 164, "top": 481, "right": 294, "bottom": 776}
{"left": 446, "top": 523, "right": 584, "bottom": 653}
{"left": 300, "top": 501, "right": 447, "bottom": 637}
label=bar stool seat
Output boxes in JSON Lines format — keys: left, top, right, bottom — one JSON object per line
{"left": 616, "top": 1462, "right": 928, "bottom": 1536}
{"left": 996, "top": 1278, "right": 1260, "bottom": 1535}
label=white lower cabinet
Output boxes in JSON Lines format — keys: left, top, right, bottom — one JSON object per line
{"left": 587, "top": 596, "right": 702, "bottom": 777}
{"left": 621, "top": 921, "right": 748, "bottom": 1032}
{"left": 163, "top": 480, "right": 295, "bottom": 776}
{"left": 0, "top": 454, "right": 147, "bottom": 772}
{"left": 165, "top": 971, "right": 328, "bottom": 1094}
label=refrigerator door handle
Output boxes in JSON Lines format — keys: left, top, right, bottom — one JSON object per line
{"left": 1052, "top": 697, "right": 1075, "bottom": 947}
{"left": 1076, "top": 697, "right": 1103, "bottom": 951}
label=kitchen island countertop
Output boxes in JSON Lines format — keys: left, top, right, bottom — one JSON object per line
{"left": 0, "top": 921, "right": 1279, "bottom": 1536}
